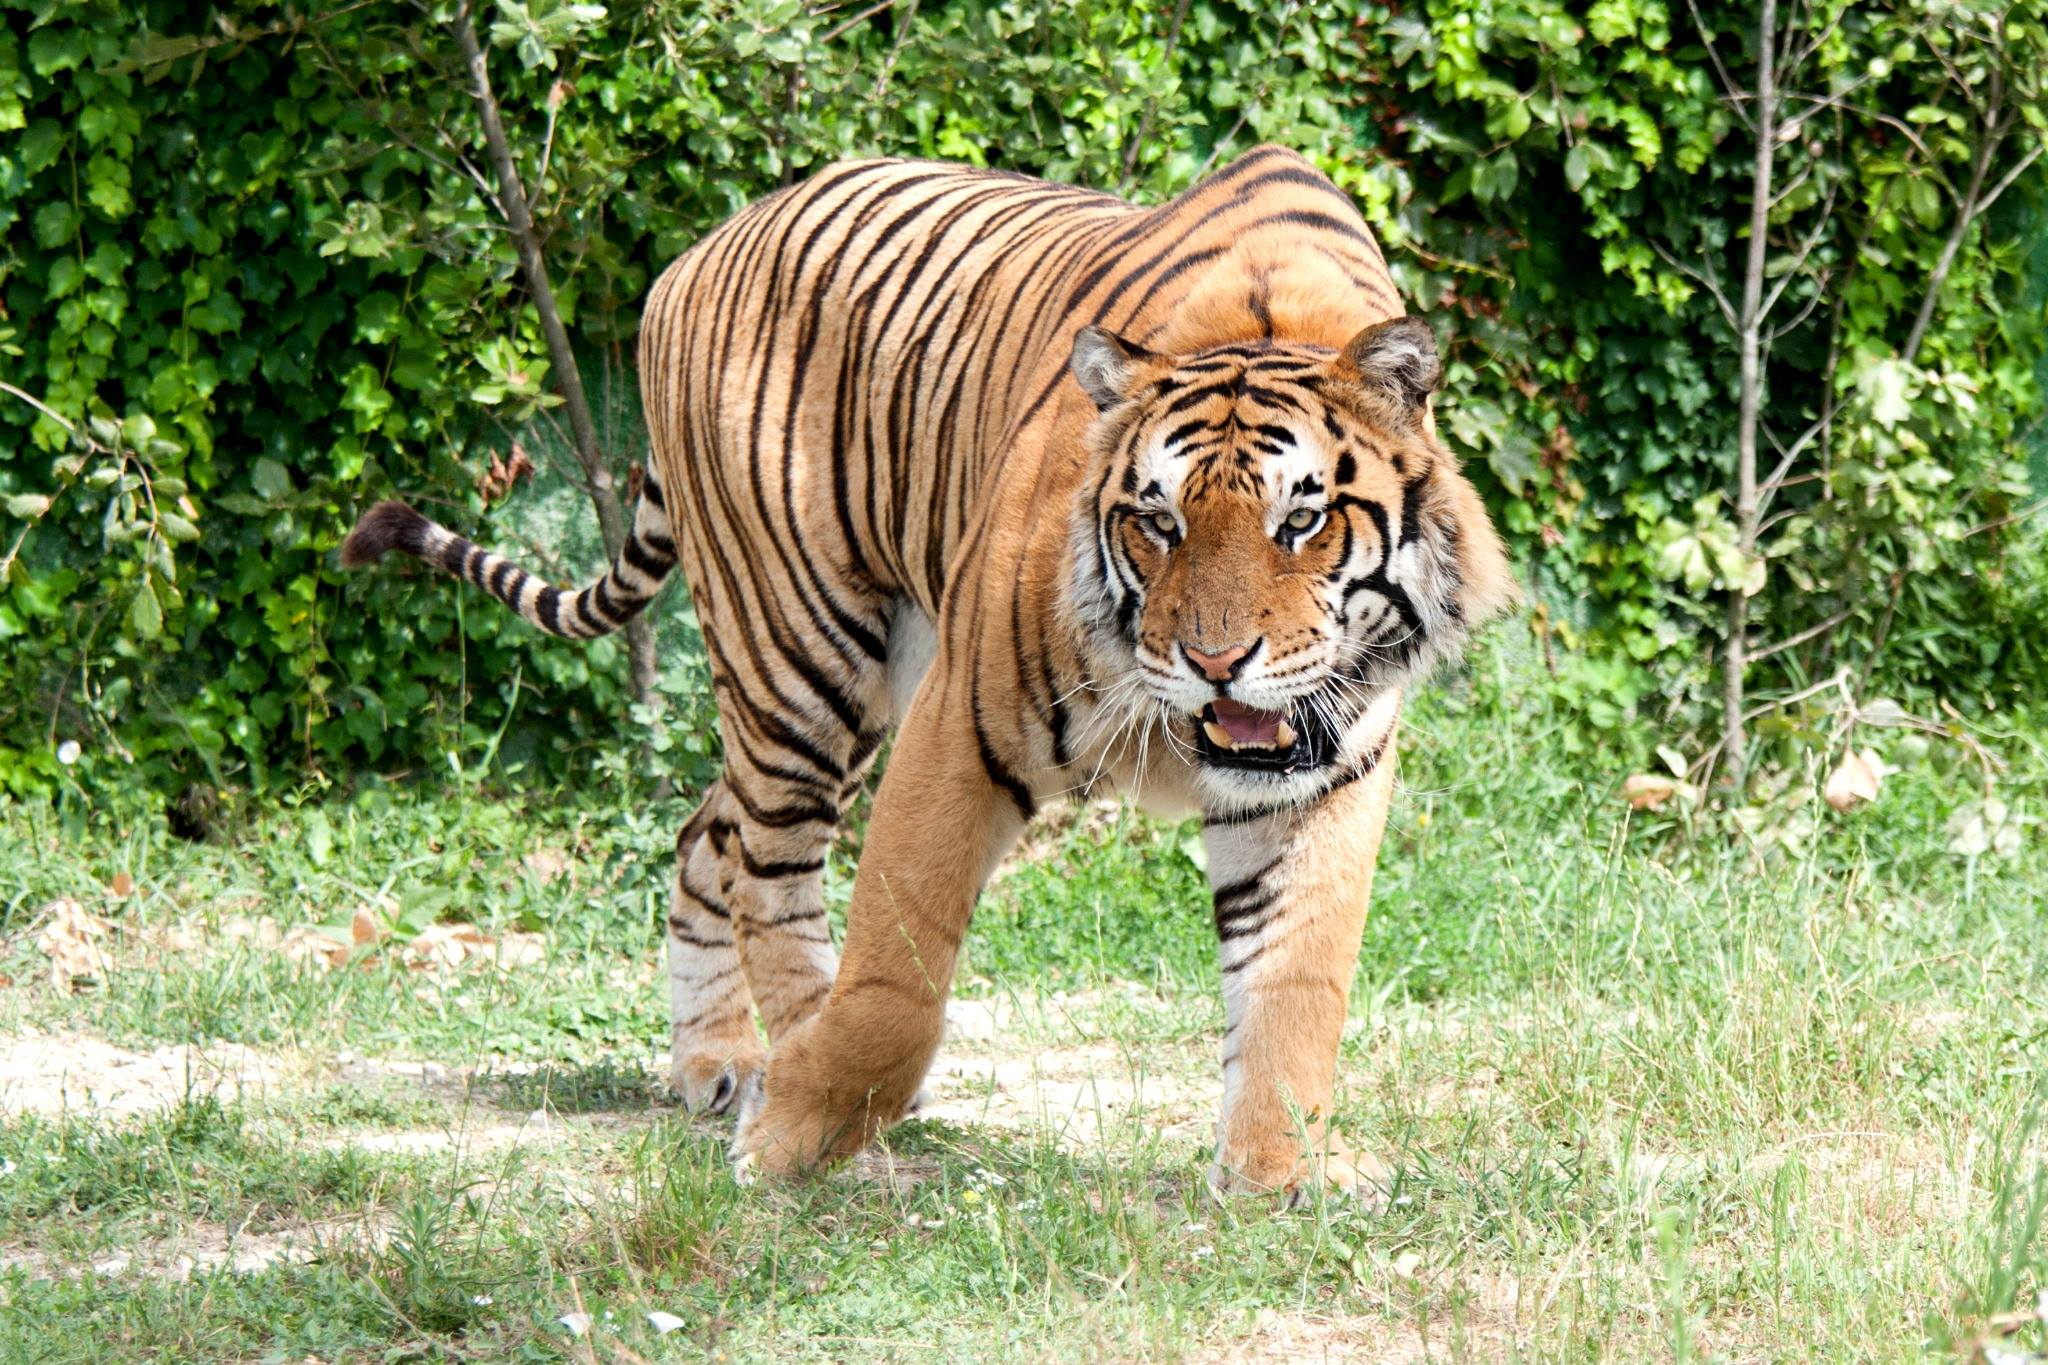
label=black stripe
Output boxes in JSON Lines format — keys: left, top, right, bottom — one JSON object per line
{"left": 971, "top": 678, "right": 1036, "bottom": 820}
{"left": 738, "top": 842, "right": 826, "bottom": 879}
{"left": 623, "top": 535, "right": 672, "bottom": 578}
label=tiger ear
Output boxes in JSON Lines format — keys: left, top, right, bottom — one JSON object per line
{"left": 1342, "top": 316, "right": 1441, "bottom": 411}
{"left": 1070, "top": 326, "right": 1158, "bottom": 412}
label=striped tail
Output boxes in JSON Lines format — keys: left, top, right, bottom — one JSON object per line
{"left": 340, "top": 478, "right": 677, "bottom": 640}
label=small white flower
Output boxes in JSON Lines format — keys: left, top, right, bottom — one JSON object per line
{"left": 647, "top": 1311, "right": 686, "bottom": 1335}
{"left": 471, "top": 1295, "right": 493, "bottom": 1307}
{"left": 56, "top": 740, "right": 80, "bottom": 766}
{"left": 557, "top": 1312, "right": 593, "bottom": 1337}
{"left": 0, "top": 1158, "right": 16, "bottom": 1177}
{"left": 1193, "top": 1246, "right": 1215, "bottom": 1259}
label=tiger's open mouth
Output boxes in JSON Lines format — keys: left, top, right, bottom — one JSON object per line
{"left": 1192, "top": 697, "right": 1337, "bottom": 773}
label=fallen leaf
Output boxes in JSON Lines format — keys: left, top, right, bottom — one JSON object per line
{"left": 403, "top": 922, "right": 547, "bottom": 973}
{"left": 281, "top": 925, "right": 351, "bottom": 971}
{"left": 1621, "top": 774, "right": 1690, "bottom": 810}
{"left": 1823, "top": 748, "right": 1887, "bottom": 811}
{"left": 646, "top": 1310, "right": 686, "bottom": 1335}
{"left": 223, "top": 915, "right": 283, "bottom": 950}
{"left": 522, "top": 849, "right": 571, "bottom": 884}
{"left": 556, "top": 1311, "right": 593, "bottom": 1337}
{"left": 35, "top": 899, "right": 114, "bottom": 993}
{"left": 1392, "top": 1251, "right": 1423, "bottom": 1278}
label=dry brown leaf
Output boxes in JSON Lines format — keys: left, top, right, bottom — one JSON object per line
{"left": 280, "top": 925, "right": 351, "bottom": 971}
{"left": 351, "top": 906, "right": 386, "bottom": 949}
{"left": 222, "top": 915, "right": 283, "bottom": 951}
{"left": 476, "top": 442, "right": 537, "bottom": 505}
{"left": 403, "top": 922, "right": 546, "bottom": 973}
{"left": 35, "top": 899, "right": 114, "bottom": 993}
{"left": 1621, "top": 774, "right": 1686, "bottom": 810}
{"left": 521, "top": 849, "right": 571, "bottom": 885}
{"left": 1824, "top": 748, "right": 1888, "bottom": 811}
{"left": 495, "top": 931, "right": 546, "bottom": 969}
{"left": 406, "top": 922, "right": 480, "bottom": 971}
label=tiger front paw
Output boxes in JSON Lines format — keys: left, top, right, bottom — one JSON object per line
{"left": 1209, "top": 1135, "right": 1391, "bottom": 1210}
{"left": 671, "top": 1046, "right": 765, "bottom": 1118}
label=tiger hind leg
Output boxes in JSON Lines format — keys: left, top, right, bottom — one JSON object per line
{"left": 701, "top": 632, "right": 898, "bottom": 1079}
{"left": 667, "top": 782, "right": 766, "bottom": 1114}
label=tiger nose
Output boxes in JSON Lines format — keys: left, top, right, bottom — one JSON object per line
{"left": 1182, "top": 640, "right": 1258, "bottom": 682}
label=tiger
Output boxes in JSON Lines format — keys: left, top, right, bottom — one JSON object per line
{"left": 342, "top": 145, "right": 1513, "bottom": 1199}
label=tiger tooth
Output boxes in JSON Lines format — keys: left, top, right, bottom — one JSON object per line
{"left": 1274, "top": 720, "right": 1296, "bottom": 748}
{"left": 1202, "top": 720, "right": 1236, "bottom": 749}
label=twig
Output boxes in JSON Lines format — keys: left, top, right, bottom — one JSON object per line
{"left": 1648, "top": 237, "right": 1739, "bottom": 333}
{"left": 0, "top": 381, "right": 104, "bottom": 446}
{"left": 448, "top": 1, "right": 660, "bottom": 709}
{"left": 1120, "top": 0, "right": 1192, "bottom": 192}
{"left": 1958, "top": 496, "right": 2048, "bottom": 540}
{"left": 870, "top": 0, "right": 918, "bottom": 102}
{"left": 1685, "top": 0, "right": 1757, "bottom": 131}
{"left": 1747, "top": 606, "right": 1852, "bottom": 663}
{"left": 1903, "top": 111, "right": 2007, "bottom": 363}
{"left": 1757, "top": 177, "right": 1838, "bottom": 322}
{"left": 821, "top": 0, "right": 898, "bottom": 44}
{"left": 1972, "top": 137, "right": 2044, "bottom": 220}
{"left": 1195, "top": 0, "right": 1306, "bottom": 178}
{"left": 1738, "top": 666, "right": 1849, "bottom": 725}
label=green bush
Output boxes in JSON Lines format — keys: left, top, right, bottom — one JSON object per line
{"left": 0, "top": 0, "right": 2041, "bottom": 801}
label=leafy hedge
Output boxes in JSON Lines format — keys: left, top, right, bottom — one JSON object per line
{"left": 1, "top": 0, "right": 2042, "bottom": 800}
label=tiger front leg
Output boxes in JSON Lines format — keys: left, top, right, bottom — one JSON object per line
{"left": 1203, "top": 758, "right": 1398, "bottom": 1205}
{"left": 731, "top": 697, "right": 1027, "bottom": 1176}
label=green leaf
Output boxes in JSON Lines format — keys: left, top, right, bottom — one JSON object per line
{"left": 1564, "top": 144, "right": 1593, "bottom": 192}
{"left": 5, "top": 494, "right": 53, "bottom": 520}
{"left": 128, "top": 580, "right": 163, "bottom": 640}
{"left": 251, "top": 458, "right": 294, "bottom": 502}
{"left": 32, "top": 201, "right": 80, "bottom": 249}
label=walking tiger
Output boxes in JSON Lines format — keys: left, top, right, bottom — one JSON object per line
{"left": 343, "top": 145, "right": 1513, "bottom": 1198}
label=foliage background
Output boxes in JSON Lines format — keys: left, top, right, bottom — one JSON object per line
{"left": 1, "top": 0, "right": 2043, "bottom": 803}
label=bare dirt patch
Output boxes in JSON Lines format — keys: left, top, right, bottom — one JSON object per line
{"left": 1, "top": 1215, "right": 389, "bottom": 1283}
{"left": 921, "top": 1039, "right": 1217, "bottom": 1146}
{"left": 0, "top": 1031, "right": 297, "bottom": 1119}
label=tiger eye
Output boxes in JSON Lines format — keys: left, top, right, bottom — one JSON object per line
{"left": 1285, "top": 507, "right": 1321, "bottom": 531}
{"left": 1147, "top": 510, "right": 1179, "bottom": 538}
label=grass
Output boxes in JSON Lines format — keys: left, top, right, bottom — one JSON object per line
{"left": 2, "top": 644, "right": 2045, "bottom": 1361}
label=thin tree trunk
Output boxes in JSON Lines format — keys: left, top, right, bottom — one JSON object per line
{"left": 450, "top": 2, "right": 661, "bottom": 711}
{"left": 1724, "top": 0, "right": 1779, "bottom": 791}
{"left": 1903, "top": 105, "right": 2004, "bottom": 364}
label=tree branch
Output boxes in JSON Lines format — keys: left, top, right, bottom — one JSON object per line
{"left": 449, "top": 1, "right": 659, "bottom": 709}
{"left": 1649, "top": 235, "right": 1739, "bottom": 333}
{"left": 1902, "top": 114, "right": 2004, "bottom": 363}
{"left": 1120, "top": 0, "right": 1192, "bottom": 192}
{"left": 1686, "top": 0, "right": 1757, "bottom": 131}
{"left": 1748, "top": 605, "right": 1852, "bottom": 663}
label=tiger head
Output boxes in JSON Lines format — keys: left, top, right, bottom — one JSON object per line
{"left": 1066, "top": 317, "right": 1515, "bottom": 806}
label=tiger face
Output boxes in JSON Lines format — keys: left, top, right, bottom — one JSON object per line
{"left": 1068, "top": 317, "right": 1513, "bottom": 807}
